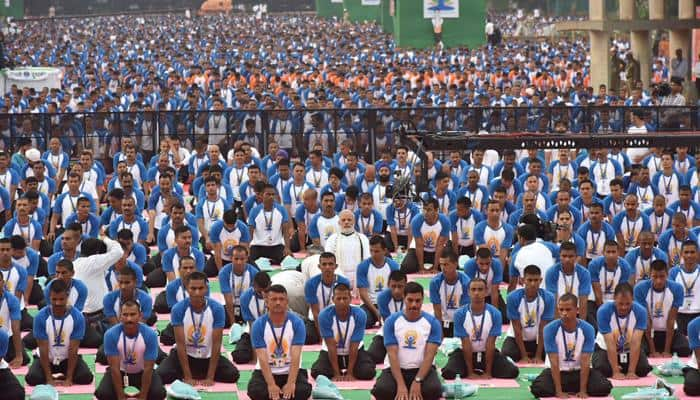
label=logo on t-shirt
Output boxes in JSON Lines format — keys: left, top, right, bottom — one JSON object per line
{"left": 374, "top": 276, "right": 385, "bottom": 292}
{"left": 402, "top": 329, "right": 419, "bottom": 349}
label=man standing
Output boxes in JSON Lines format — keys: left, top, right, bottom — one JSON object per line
{"left": 247, "top": 285, "right": 312, "bottom": 400}
{"left": 311, "top": 282, "right": 375, "bottom": 381}
{"left": 95, "top": 300, "right": 166, "bottom": 400}
{"left": 371, "top": 282, "right": 443, "bottom": 400}
{"left": 530, "top": 294, "right": 612, "bottom": 398}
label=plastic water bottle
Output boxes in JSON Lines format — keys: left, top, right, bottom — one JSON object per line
{"left": 454, "top": 374, "right": 463, "bottom": 399}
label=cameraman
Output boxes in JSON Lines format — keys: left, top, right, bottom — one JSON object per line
{"left": 660, "top": 78, "right": 686, "bottom": 130}
{"left": 508, "top": 220, "right": 555, "bottom": 292}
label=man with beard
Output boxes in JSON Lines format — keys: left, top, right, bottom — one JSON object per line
{"left": 368, "top": 162, "right": 393, "bottom": 222}
{"left": 325, "top": 210, "right": 370, "bottom": 291}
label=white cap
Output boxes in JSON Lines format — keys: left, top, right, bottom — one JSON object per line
{"left": 25, "top": 148, "right": 41, "bottom": 162}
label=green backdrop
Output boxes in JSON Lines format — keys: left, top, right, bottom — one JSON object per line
{"left": 342, "top": 0, "right": 380, "bottom": 23}
{"left": 315, "top": 0, "right": 344, "bottom": 18}
{"left": 379, "top": 0, "right": 393, "bottom": 33}
{"left": 393, "top": 0, "right": 485, "bottom": 49}
{"left": 0, "top": 0, "right": 23, "bottom": 18}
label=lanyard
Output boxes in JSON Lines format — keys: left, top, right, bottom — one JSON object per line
{"left": 320, "top": 279, "right": 334, "bottom": 308}
{"left": 443, "top": 280, "right": 458, "bottom": 309}
{"left": 639, "top": 255, "right": 652, "bottom": 279}
{"left": 254, "top": 294, "right": 266, "bottom": 317}
{"left": 558, "top": 164, "right": 567, "bottom": 184}
{"left": 590, "top": 230, "right": 602, "bottom": 256}
{"left": 393, "top": 298, "right": 404, "bottom": 313}
{"left": 235, "top": 168, "right": 244, "bottom": 184}
{"left": 614, "top": 312, "right": 631, "bottom": 352}
{"left": 17, "top": 222, "right": 30, "bottom": 241}
{"left": 662, "top": 175, "right": 673, "bottom": 195}
{"left": 562, "top": 271, "right": 575, "bottom": 294}
{"left": 292, "top": 184, "right": 301, "bottom": 202}
{"left": 680, "top": 267, "right": 699, "bottom": 297}
{"left": 470, "top": 308, "right": 486, "bottom": 342}
{"left": 561, "top": 324, "right": 579, "bottom": 361}
{"left": 600, "top": 162, "right": 608, "bottom": 179}
{"left": 50, "top": 308, "right": 67, "bottom": 347}
{"left": 231, "top": 270, "right": 244, "bottom": 300}
{"left": 122, "top": 331, "right": 140, "bottom": 366}
{"left": 523, "top": 294, "right": 540, "bottom": 328}
{"left": 269, "top": 317, "right": 289, "bottom": 356}
{"left": 207, "top": 199, "right": 218, "bottom": 220}
{"left": 650, "top": 286, "right": 666, "bottom": 319}
{"left": 312, "top": 170, "right": 321, "bottom": 187}
{"left": 361, "top": 215, "right": 372, "bottom": 234}
{"left": 625, "top": 216, "right": 638, "bottom": 247}
{"left": 397, "top": 208, "right": 408, "bottom": 230}
{"left": 603, "top": 265, "right": 618, "bottom": 294}
{"left": 189, "top": 300, "right": 207, "bottom": 347}
{"left": 335, "top": 314, "right": 352, "bottom": 349}
{"left": 69, "top": 195, "right": 78, "bottom": 213}
{"left": 263, "top": 210, "right": 273, "bottom": 231}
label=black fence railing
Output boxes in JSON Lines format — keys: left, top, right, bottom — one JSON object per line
{"left": 1, "top": 105, "right": 697, "bottom": 168}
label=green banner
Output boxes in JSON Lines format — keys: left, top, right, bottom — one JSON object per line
{"left": 394, "top": 0, "right": 485, "bottom": 49}
{"left": 342, "top": 0, "right": 380, "bottom": 23}
{"left": 316, "top": 0, "right": 344, "bottom": 18}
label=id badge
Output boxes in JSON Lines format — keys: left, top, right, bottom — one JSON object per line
{"left": 619, "top": 353, "right": 628, "bottom": 364}
{"left": 196, "top": 347, "right": 205, "bottom": 358}
{"left": 123, "top": 373, "right": 129, "bottom": 388}
{"left": 686, "top": 297, "right": 694, "bottom": 309}
{"left": 53, "top": 357, "right": 60, "bottom": 366}
{"left": 234, "top": 306, "right": 241, "bottom": 317}
{"left": 443, "top": 320, "right": 451, "bottom": 329}
{"left": 476, "top": 352, "right": 483, "bottom": 364}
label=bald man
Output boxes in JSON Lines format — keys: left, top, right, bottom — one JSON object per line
{"left": 326, "top": 210, "right": 370, "bottom": 291}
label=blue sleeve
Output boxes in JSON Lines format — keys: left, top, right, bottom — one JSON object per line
{"left": 15, "top": 267, "right": 26, "bottom": 292}
{"left": 195, "top": 250, "right": 205, "bottom": 271}
{"left": 386, "top": 205, "right": 396, "bottom": 226}
{"left": 543, "top": 322, "right": 559, "bottom": 353}
{"left": 506, "top": 291, "right": 522, "bottom": 321}
{"left": 33, "top": 310, "right": 48, "bottom": 340}
{"left": 411, "top": 215, "right": 422, "bottom": 237}
{"left": 52, "top": 194, "right": 63, "bottom": 214}
{"left": 171, "top": 302, "right": 185, "bottom": 326}
{"left": 619, "top": 259, "right": 632, "bottom": 283}
{"left": 143, "top": 329, "right": 158, "bottom": 361}
{"left": 489, "top": 308, "right": 502, "bottom": 337}
{"left": 473, "top": 222, "right": 485, "bottom": 245}
{"left": 238, "top": 221, "right": 251, "bottom": 243}
{"left": 429, "top": 276, "right": 442, "bottom": 305}
{"left": 633, "top": 282, "right": 648, "bottom": 307}
{"left": 161, "top": 251, "right": 173, "bottom": 273}
{"left": 453, "top": 307, "right": 467, "bottom": 338}
{"left": 103, "top": 327, "right": 120, "bottom": 357}
{"left": 581, "top": 322, "right": 595, "bottom": 353}
{"left": 545, "top": 267, "right": 558, "bottom": 295}
{"left": 588, "top": 259, "right": 601, "bottom": 283}
{"left": 218, "top": 266, "right": 232, "bottom": 294}
{"left": 103, "top": 293, "right": 117, "bottom": 318}
{"left": 70, "top": 312, "right": 85, "bottom": 340}
{"left": 282, "top": 183, "right": 292, "bottom": 205}
{"left": 578, "top": 268, "right": 592, "bottom": 296}
{"left": 291, "top": 315, "right": 306, "bottom": 346}
{"left": 212, "top": 302, "right": 225, "bottom": 329}
{"left": 597, "top": 304, "right": 613, "bottom": 334}
{"left": 633, "top": 305, "right": 647, "bottom": 331}
{"left": 383, "top": 315, "right": 399, "bottom": 346}
{"left": 351, "top": 309, "right": 366, "bottom": 342}
{"left": 689, "top": 318, "right": 700, "bottom": 350}
{"left": 318, "top": 308, "right": 334, "bottom": 338}
{"left": 251, "top": 317, "right": 267, "bottom": 349}
{"left": 492, "top": 259, "right": 504, "bottom": 284}
{"left": 240, "top": 289, "right": 254, "bottom": 322}
{"left": 6, "top": 295, "right": 19, "bottom": 321}
{"left": 137, "top": 219, "right": 148, "bottom": 242}
{"left": 279, "top": 205, "right": 290, "bottom": 224}
{"left": 1, "top": 222, "right": 11, "bottom": 238}
{"left": 670, "top": 282, "right": 684, "bottom": 309}
{"left": 356, "top": 260, "right": 369, "bottom": 289}
{"left": 308, "top": 215, "right": 320, "bottom": 239}
{"left": 304, "top": 278, "right": 318, "bottom": 305}
{"left": 294, "top": 206, "right": 306, "bottom": 223}
{"left": 439, "top": 215, "right": 450, "bottom": 237}
{"left": 165, "top": 282, "right": 178, "bottom": 308}
{"left": 427, "top": 315, "right": 442, "bottom": 344}
{"left": 508, "top": 253, "right": 520, "bottom": 279}
{"left": 140, "top": 292, "right": 153, "bottom": 319}
{"left": 74, "top": 282, "right": 87, "bottom": 311}
{"left": 502, "top": 225, "right": 514, "bottom": 248}
{"left": 194, "top": 202, "right": 204, "bottom": 219}
{"left": 542, "top": 292, "right": 555, "bottom": 321}
{"left": 209, "top": 222, "right": 223, "bottom": 244}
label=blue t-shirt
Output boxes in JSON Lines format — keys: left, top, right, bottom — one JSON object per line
{"left": 377, "top": 288, "right": 404, "bottom": 320}
{"left": 410, "top": 213, "right": 451, "bottom": 253}
{"left": 251, "top": 312, "right": 306, "bottom": 375}
{"left": 43, "top": 279, "right": 88, "bottom": 312}
{"left": 588, "top": 256, "right": 632, "bottom": 302}
{"left": 318, "top": 305, "right": 366, "bottom": 355}
{"left": 545, "top": 264, "right": 593, "bottom": 299}
{"left": 218, "top": 263, "right": 259, "bottom": 305}
{"left": 596, "top": 301, "right": 647, "bottom": 352}
{"left": 383, "top": 311, "right": 442, "bottom": 369}
{"left": 453, "top": 303, "right": 502, "bottom": 352}
{"left": 103, "top": 323, "right": 159, "bottom": 373}
{"left": 103, "top": 289, "right": 153, "bottom": 320}
{"left": 304, "top": 274, "right": 351, "bottom": 308}
{"left": 506, "top": 288, "right": 555, "bottom": 341}
{"left": 543, "top": 319, "right": 595, "bottom": 371}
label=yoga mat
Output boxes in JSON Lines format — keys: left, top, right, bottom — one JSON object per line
{"left": 649, "top": 356, "right": 683, "bottom": 365}
{"left": 541, "top": 397, "right": 614, "bottom": 400}
{"left": 157, "top": 313, "right": 171, "bottom": 321}
{"left": 26, "top": 383, "right": 95, "bottom": 394}
{"left": 210, "top": 292, "right": 225, "bottom": 303}
{"left": 516, "top": 361, "right": 545, "bottom": 368}
{"left": 149, "top": 287, "right": 165, "bottom": 297}
{"left": 10, "top": 365, "right": 28, "bottom": 375}
{"left": 95, "top": 364, "right": 107, "bottom": 374}
{"left": 608, "top": 375, "right": 661, "bottom": 387}
{"left": 443, "top": 378, "right": 520, "bottom": 388}
{"left": 311, "top": 378, "right": 375, "bottom": 390}
{"left": 236, "top": 387, "right": 252, "bottom": 400}
{"left": 78, "top": 348, "right": 98, "bottom": 355}
{"left": 232, "top": 362, "right": 258, "bottom": 371}
{"left": 194, "top": 382, "right": 240, "bottom": 392}
{"left": 292, "top": 252, "right": 308, "bottom": 259}
{"left": 303, "top": 344, "right": 324, "bottom": 352}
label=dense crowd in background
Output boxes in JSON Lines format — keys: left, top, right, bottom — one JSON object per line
{"left": 0, "top": 11, "right": 696, "bottom": 400}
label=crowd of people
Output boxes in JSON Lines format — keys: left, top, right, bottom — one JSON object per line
{"left": 0, "top": 10, "right": 695, "bottom": 400}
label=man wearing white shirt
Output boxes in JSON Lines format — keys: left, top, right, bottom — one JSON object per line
{"left": 247, "top": 284, "right": 312, "bottom": 400}
{"left": 626, "top": 111, "right": 649, "bottom": 164}
{"left": 325, "top": 210, "right": 370, "bottom": 291}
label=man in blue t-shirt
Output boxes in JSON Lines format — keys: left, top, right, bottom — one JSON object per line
{"left": 247, "top": 284, "right": 312, "bottom": 400}
{"left": 401, "top": 198, "right": 450, "bottom": 274}
{"left": 25, "top": 280, "right": 94, "bottom": 386}
{"left": 231, "top": 271, "right": 271, "bottom": 364}
{"left": 591, "top": 283, "right": 652, "bottom": 378}
{"left": 367, "top": 270, "right": 406, "bottom": 364}
{"left": 371, "top": 281, "right": 443, "bottom": 400}
{"left": 684, "top": 315, "right": 700, "bottom": 395}
{"left": 94, "top": 300, "right": 166, "bottom": 400}
{"left": 441, "top": 278, "right": 519, "bottom": 380}
{"left": 311, "top": 282, "right": 375, "bottom": 380}
{"left": 502, "top": 265, "right": 555, "bottom": 363}
{"left": 0, "top": 328, "right": 23, "bottom": 399}
{"left": 156, "top": 272, "right": 239, "bottom": 385}
{"left": 530, "top": 293, "right": 612, "bottom": 398}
